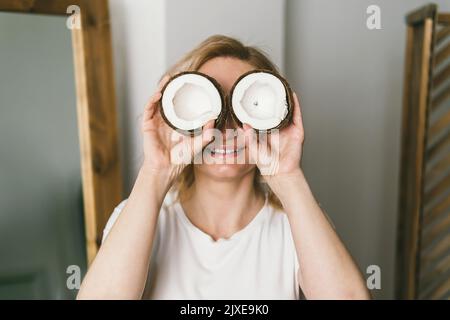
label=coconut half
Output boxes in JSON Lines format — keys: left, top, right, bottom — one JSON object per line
{"left": 160, "top": 71, "right": 226, "bottom": 134}
{"left": 230, "top": 70, "right": 293, "bottom": 131}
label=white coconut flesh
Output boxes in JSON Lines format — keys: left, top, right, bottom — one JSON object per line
{"left": 232, "top": 72, "right": 288, "bottom": 130}
{"left": 162, "top": 73, "right": 222, "bottom": 131}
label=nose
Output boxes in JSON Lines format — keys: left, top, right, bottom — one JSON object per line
{"left": 214, "top": 95, "right": 241, "bottom": 144}
{"left": 222, "top": 95, "right": 238, "bottom": 130}
{"left": 218, "top": 111, "right": 241, "bottom": 145}
{"left": 223, "top": 113, "right": 238, "bottom": 131}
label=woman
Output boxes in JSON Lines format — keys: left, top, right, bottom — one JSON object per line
{"left": 77, "top": 35, "right": 370, "bottom": 300}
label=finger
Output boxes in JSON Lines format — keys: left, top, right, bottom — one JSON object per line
{"left": 242, "top": 123, "right": 254, "bottom": 143}
{"left": 144, "top": 92, "right": 162, "bottom": 120}
{"left": 142, "top": 76, "right": 172, "bottom": 133}
{"left": 144, "top": 74, "right": 170, "bottom": 113}
{"left": 161, "top": 118, "right": 179, "bottom": 147}
{"left": 144, "top": 92, "right": 161, "bottom": 110}
{"left": 142, "top": 107, "right": 164, "bottom": 131}
{"left": 292, "top": 92, "right": 303, "bottom": 127}
{"left": 151, "top": 91, "right": 163, "bottom": 104}
{"left": 242, "top": 123, "right": 258, "bottom": 164}
{"left": 203, "top": 119, "right": 215, "bottom": 134}
{"left": 190, "top": 120, "right": 216, "bottom": 157}
{"left": 157, "top": 74, "right": 171, "bottom": 92}
{"left": 242, "top": 123, "right": 254, "bottom": 138}
{"left": 174, "top": 120, "right": 216, "bottom": 161}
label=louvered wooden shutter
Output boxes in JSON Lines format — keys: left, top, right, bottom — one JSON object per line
{"left": 397, "top": 3, "right": 450, "bottom": 300}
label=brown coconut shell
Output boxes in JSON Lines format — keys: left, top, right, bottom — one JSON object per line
{"left": 159, "top": 71, "right": 227, "bottom": 136}
{"left": 228, "top": 69, "right": 294, "bottom": 133}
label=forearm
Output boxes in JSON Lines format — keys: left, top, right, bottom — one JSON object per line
{"left": 77, "top": 166, "right": 171, "bottom": 300}
{"left": 267, "top": 170, "right": 370, "bottom": 300}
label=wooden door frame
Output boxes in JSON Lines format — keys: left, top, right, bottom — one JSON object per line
{"left": 0, "top": 0, "right": 123, "bottom": 265}
{"left": 397, "top": 3, "right": 437, "bottom": 300}
{"left": 397, "top": 3, "right": 450, "bottom": 299}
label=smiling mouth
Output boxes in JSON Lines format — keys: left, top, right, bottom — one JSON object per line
{"left": 205, "top": 146, "right": 245, "bottom": 157}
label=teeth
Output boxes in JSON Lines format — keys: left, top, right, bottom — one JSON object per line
{"left": 207, "top": 147, "right": 244, "bottom": 154}
{"left": 214, "top": 149, "right": 234, "bottom": 154}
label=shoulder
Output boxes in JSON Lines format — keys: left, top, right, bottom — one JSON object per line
{"left": 251, "top": 201, "right": 295, "bottom": 248}
{"left": 101, "top": 190, "right": 178, "bottom": 243}
{"left": 265, "top": 204, "right": 292, "bottom": 231}
{"left": 264, "top": 205, "right": 298, "bottom": 256}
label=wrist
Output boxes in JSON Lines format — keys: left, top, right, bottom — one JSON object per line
{"left": 265, "top": 169, "right": 310, "bottom": 209}
{"left": 264, "top": 168, "right": 304, "bottom": 186}
{"left": 138, "top": 165, "right": 173, "bottom": 196}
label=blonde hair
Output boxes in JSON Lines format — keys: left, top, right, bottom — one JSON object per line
{"left": 164, "top": 35, "right": 283, "bottom": 210}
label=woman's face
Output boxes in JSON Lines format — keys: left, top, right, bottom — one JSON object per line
{"left": 195, "top": 57, "right": 256, "bottom": 180}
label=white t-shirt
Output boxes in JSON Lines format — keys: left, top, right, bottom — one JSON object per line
{"left": 102, "top": 192, "right": 300, "bottom": 300}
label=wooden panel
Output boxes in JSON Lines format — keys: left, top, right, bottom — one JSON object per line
{"left": 400, "top": 4, "right": 450, "bottom": 301}
{"left": 396, "top": 15, "right": 435, "bottom": 299}
{"left": 422, "top": 212, "right": 450, "bottom": 248}
{"left": 429, "top": 109, "right": 450, "bottom": 138}
{"left": 420, "top": 253, "right": 450, "bottom": 287}
{"left": 426, "top": 129, "right": 450, "bottom": 161}
{"left": 407, "top": 4, "right": 437, "bottom": 25}
{"left": 428, "top": 278, "right": 450, "bottom": 299}
{"left": 435, "top": 42, "right": 450, "bottom": 66}
{"left": 432, "top": 63, "right": 450, "bottom": 89}
{"left": 424, "top": 173, "right": 450, "bottom": 204}
{"left": 431, "top": 86, "right": 450, "bottom": 110}
{"left": 421, "top": 233, "right": 450, "bottom": 263}
{"left": 438, "top": 13, "right": 450, "bottom": 25}
{"left": 70, "top": 0, "right": 123, "bottom": 264}
{"left": 425, "top": 153, "right": 450, "bottom": 183}
{"left": 424, "top": 195, "right": 450, "bottom": 225}
{"left": 0, "top": 0, "right": 83, "bottom": 15}
{"left": 436, "top": 26, "right": 450, "bottom": 44}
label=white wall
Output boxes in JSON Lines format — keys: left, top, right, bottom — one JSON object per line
{"left": 109, "top": 0, "right": 166, "bottom": 190}
{"left": 165, "top": 0, "right": 285, "bottom": 70}
{"left": 285, "top": 0, "right": 450, "bottom": 299}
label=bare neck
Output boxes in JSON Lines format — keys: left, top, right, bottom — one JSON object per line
{"left": 181, "top": 170, "right": 265, "bottom": 241}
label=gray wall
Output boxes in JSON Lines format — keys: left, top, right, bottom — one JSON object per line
{"left": 165, "top": 0, "right": 285, "bottom": 70}
{"left": 109, "top": 0, "right": 167, "bottom": 191}
{"left": 0, "top": 12, "right": 86, "bottom": 299}
{"left": 286, "top": 0, "right": 450, "bottom": 299}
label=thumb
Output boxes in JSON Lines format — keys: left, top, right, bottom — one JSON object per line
{"left": 191, "top": 120, "right": 216, "bottom": 159}
{"left": 243, "top": 123, "right": 258, "bottom": 164}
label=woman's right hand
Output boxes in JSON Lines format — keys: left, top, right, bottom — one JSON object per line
{"left": 141, "top": 75, "right": 215, "bottom": 187}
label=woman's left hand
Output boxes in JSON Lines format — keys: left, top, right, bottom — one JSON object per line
{"left": 243, "top": 92, "right": 304, "bottom": 179}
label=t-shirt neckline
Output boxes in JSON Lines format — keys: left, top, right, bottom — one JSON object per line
{"left": 174, "top": 193, "right": 269, "bottom": 244}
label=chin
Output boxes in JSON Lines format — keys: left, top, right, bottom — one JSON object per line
{"left": 194, "top": 163, "right": 255, "bottom": 181}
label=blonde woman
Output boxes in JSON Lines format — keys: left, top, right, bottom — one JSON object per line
{"left": 77, "top": 35, "right": 370, "bottom": 300}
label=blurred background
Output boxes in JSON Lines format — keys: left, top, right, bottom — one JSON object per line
{"left": 1, "top": 0, "right": 450, "bottom": 299}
